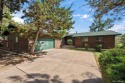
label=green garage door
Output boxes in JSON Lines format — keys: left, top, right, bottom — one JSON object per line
{"left": 35, "top": 38, "right": 54, "bottom": 51}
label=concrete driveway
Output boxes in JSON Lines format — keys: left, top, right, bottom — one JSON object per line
{"left": 0, "top": 49, "right": 103, "bottom": 83}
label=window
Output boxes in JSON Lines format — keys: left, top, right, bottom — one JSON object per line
{"left": 96, "top": 37, "right": 103, "bottom": 42}
{"left": 82, "top": 37, "right": 88, "bottom": 42}
{"left": 67, "top": 39, "right": 73, "bottom": 45}
{"left": 5, "top": 36, "right": 8, "bottom": 40}
{"left": 15, "top": 36, "right": 18, "bottom": 43}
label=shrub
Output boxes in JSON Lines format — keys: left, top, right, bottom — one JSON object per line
{"left": 121, "top": 34, "right": 125, "bottom": 48}
{"left": 115, "top": 43, "right": 123, "bottom": 48}
{"left": 99, "top": 49, "right": 125, "bottom": 83}
{"left": 85, "top": 44, "right": 89, "bottom": 50}
{"left": 67, "top": 39, "right": 73, "bottom": 45}
{"left": 94, "top": 44, "right": 102, "bottom": 52}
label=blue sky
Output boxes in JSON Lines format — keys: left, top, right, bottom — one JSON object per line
{"left": 12, "top": 0, "right": 125, "bottom": 34}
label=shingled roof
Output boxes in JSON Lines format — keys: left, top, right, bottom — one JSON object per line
{"left": 66, "top": 31, "right": 121, "bottom": 37}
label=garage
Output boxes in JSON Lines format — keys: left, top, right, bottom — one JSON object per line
{"left": 35, "top": 38, "right": 55, "bottom": 51}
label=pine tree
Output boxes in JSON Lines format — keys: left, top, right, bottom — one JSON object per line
{"left": 23, "top": 0, "right": 74, "bottom": 54}
{"left": 89, "top": 18, "right": 114, "bottom": 32}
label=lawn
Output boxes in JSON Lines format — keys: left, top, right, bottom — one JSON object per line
{"left": 67, "top": 47, "right": 95, "bottom": 52}
{"left": 93, "top": 52, "right": 101, "bottom": 60}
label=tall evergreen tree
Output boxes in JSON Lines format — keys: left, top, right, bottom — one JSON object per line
{"left": 86, "top": 0, "right": 125, "bottom": 20}
{"left": 0, "top": 0, "right": 28, "bottom": 26}
{"left": 23, "top": 0, "right": 74, "bottom": 54}
{"left": 0, "top": 0, "right": 3, "bottom": 24}
{"left": 85, "top": 0, "right": 125, "bottom": 31}
{"left": 89, "top": 18, "right": 114, "bottom": 32}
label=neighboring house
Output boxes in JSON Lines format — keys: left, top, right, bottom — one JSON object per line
{"left": 64, "top": 31, "right": 121, "bottom": 49}
{"left": 2, "top": 33, "right": 62, "bottom": 52}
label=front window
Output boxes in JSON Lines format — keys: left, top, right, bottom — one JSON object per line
{"left": 67, "top": 39, "right": 73, "bottom": 45}
{"left": 15, "top": 36, "right": 18, "bottom": 43}
{"left": 5, "top": 36, "right": 8, "bottom": 40}
{"left": 96, "top": 37, "right": 103, "bottom": 42}
{"left": 82, "top": 37, "right": 88, "bottom": 42}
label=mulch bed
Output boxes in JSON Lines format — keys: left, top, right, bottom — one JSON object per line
{"left": 0, "top": 50, "right": 46, "bottom": 66}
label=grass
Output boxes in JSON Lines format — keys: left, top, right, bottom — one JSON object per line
{"left": 67, "top": 47, "right": 95, "bottom": 52}
{"left": 93, "top": 52, "right": 102, "bottom": 69}
{"left": 93, "top": 52, "right": 102, "bottom": 60}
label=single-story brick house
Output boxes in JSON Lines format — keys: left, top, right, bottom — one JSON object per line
{"left": 2, "top": 33, "right": 63, "bottom": 52}
{"left": 64, "top": 31, "right": 121, "bottom": 49}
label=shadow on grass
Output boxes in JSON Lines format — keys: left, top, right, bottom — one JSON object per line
{"left": 8, "top": 73, "right": 63, "bottom": 83}
{"left": 0, "top": 49, "right": 47, "bottom": 66}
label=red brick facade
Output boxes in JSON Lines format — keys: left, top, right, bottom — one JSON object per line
{"left": 74, "top": 37, "right": 82, "bottom": 47}
{"left": 74, "top": 35, "right": 115, "bottom": 49}
{"left": 103, "top": 35, "right": 115, "bottom": 48}
{"left": 2, "top": 34, "right": 29, "bottom": 52}
{"left": 2, "top": 34, "right": 62, "bottom": 52}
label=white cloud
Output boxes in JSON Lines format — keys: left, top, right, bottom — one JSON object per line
{"left": 109, "top": 23, "right": 125, "bottom": 33}
{"left": 73, "top": 14, "right": 82, "bottom": 17}
{"left": 73, "top": 14, "right": 89, "bottom": 19}
{"left": 123, "top": 20, "right": 125, "bottom": 23}
{"left": 12, "top": 17, "right": 24, "bottom": 24}
{"left": 81, "top": 15, "right": 89, "bottom": 19}
{"left": 88, "top": 18, "right": 93, "bottom": 22}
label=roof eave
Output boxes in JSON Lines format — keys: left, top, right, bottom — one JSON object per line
{"left": 73, "top": 34, "right": 122, "bottom": 37}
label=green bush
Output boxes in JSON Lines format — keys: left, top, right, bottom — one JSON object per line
{"left": 85, "top": 44, "right": 89, "bottom": 50}
{"left": 67, "top": 39, "right": 73, "bottom": 45}
{"left": 99, "top": 49, "right": 125, "bottom": 83}
{"left": 121, "top": 34, "right": 125, "bottom": 48}
{"left": 94, "top": 44, "right": 102, "bottom": 52}
{"left": 115, "top": 43, "right": 123, "bottom": 48}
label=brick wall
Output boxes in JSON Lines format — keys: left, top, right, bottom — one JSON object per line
{"left": 8, "top": 34, "right": 15, "bottom": 50}
{"left": 88, "top": 36, "right": 95, "bottom": 48}
{"left": 103, "top": 35, "right": 115, "bottom": 49}
{"left": 74, "top": 35, "right": 115, "bottom": 49}
{"left": 3, "top": 33, "right": 29, "bottom": 52}
{"left": 74, "top": 37, "right": 82, "bottom": 47}
{"left": 55, "top": 39, "right": 62, "bottom": 48}
{"left": 2, "top": 40, "right": 8, "bottom": 48}
{"left": 18, "top": 37, "right": 28, "bottom": 52}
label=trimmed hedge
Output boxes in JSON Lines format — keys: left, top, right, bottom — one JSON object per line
{"left": 94, "top": 44, "right": 102, "bottom": 52}
{"left": 99, "top": 49, "right": 125, "bottom": 83}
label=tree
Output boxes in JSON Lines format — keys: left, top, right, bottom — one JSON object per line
{"left": 0, "top": 0, "right": 28, "bottom": 24}
{"left": 89, "top": 18, "right": 114, "bottom": 32}
{"left": 86, "top": 0, "right": 125, "bottom": 20}
{"left": 23, "top": 0, "right": 74, "bottom": 54}
{"left": 1, "top": 6, "right": 13, "bottom": 34}
{"left": 85, "top": 0, "right": 125, "bottom": 31}
{"left": 0, "top": 0, "right": 3, "bottom": 23}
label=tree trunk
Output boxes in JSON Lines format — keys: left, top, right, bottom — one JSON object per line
{"left": 0, "top": 0, "right": 3, "bottom": 23}
{"left": 0, "top": 0, "right": 3, "bottom": 34}
{"left": 30, "top": 30, "right": 40, "bottom": 54}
